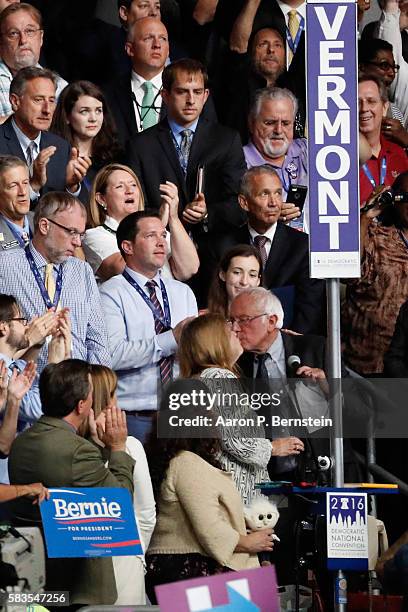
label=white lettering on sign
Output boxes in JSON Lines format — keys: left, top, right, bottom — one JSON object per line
{"left": 53, "top": 497, "right": 122, "bottom": 520}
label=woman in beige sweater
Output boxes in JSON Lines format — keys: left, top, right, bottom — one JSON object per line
{"left": 145, "top": 436, "right": 274, "bottom": 602}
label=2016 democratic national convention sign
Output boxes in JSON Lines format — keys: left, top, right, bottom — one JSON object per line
{"left": 40, "top": 487, "right": 143, "bottom": 558}
{"left": 306, "top": 0, "right": 360, "bottom": 279}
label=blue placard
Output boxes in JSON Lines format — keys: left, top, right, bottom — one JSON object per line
{"left": 40, "top": 487, "right": 143, "bottom": 558}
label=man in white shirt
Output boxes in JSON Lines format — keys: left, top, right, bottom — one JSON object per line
{"left": 100, "top": 210, "right": 197, "bottom": 443}
{"left": 105, "top": 16, "right": 169, "bottom": 148}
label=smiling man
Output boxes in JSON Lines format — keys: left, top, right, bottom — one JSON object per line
{"left": 100, "top": 209, "right": 197, "bottom": 443}
{"left": 358, "top": 74, "right": 408, "bottom": 205}
{"left": 0, "top": 155, "right": 32, "bottom": 250}
{"left": 0, "top": 191, "right": 111, "bottom": 374}
{"left": 0, "top": 2, "right": 67, "bottom": 121}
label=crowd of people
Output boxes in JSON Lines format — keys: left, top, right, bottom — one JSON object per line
{"left": 0, "top": 0, "right": 406, "bottom": 607}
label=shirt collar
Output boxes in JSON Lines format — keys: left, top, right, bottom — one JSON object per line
{"left": 168, "top": 117, "right": 199, "bottom": 139}
{"left": 11, "top": 118, "right": 41, "bottom": 150}
{"left": 28, "top": 242, "right": 61, "bottom": 271}
{"left": 0, "top": 352, "right": 12, "bottom": 368}
{"left": 103, "top": 215, "right": 119, "bottom": 231}
{"left": 248, "top": 222, "right": 278, "bottom": 244}
{"left": 0, "top": 213, "right": 30, "bottom": 235}
{"left": 266, "top": 330, "right": 285, "bottom": 361}
{"left": 276, "top": 0, "right": 306, "bottom": 19}
{"left": 131, "top": 70, "right": 163, "bottom": 91}
{"left": 124, "top": 266, "right": 162, "bottom": 289}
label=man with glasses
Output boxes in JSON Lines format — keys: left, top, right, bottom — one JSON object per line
{"left": 0, "top": 191, "right": 111, "bottom": 375}
{"left": 204, "top": 164, "right": 325, "bottom": 334}
{"left": 0, "top": 2, "right": 67, "bottom": 122}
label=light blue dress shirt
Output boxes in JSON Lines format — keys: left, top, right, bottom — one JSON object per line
{"left": 100, "top": 267, "right": 198, "bottom": 412}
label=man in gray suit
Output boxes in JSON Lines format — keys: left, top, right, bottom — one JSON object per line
{"left": 0, "top": 155, "right": 32, "bottom": 251}
{"left": 8, "top": 359, "right": 134, "bottom": 605}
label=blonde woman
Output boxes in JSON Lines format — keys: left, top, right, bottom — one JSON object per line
{"left": 82, "top": 163, "right": 199, "bottom": 282}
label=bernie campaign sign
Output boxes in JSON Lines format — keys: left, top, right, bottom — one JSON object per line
{"left": 40, "top": 487, "right": 143, "bottom": 558}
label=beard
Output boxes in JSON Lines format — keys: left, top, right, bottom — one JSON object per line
{"left": 261, "top": 137, "right": 289, "bottom": 159}
{"left": 8, "top": 328, "right": 29, "bottom": 352}
{"left": 14, "top": 49, "right": 37, "bottom": 70}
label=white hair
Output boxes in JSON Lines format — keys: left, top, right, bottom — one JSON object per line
{"left": 238, "top": 287, "right": 284, "bottom": 328}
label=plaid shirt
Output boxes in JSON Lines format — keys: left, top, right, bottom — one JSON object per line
{"left": 0, "top": 61, "right": 68, "bottom": 117}
{"left": 0, "top": 243, "right": 111, "bottom": 373}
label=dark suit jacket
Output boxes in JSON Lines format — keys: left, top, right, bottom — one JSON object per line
{"left": 205, "top": 222, "right": 325, "bottom": 334}
{"left": 383, "top": 300, "right": 408, "bottom": 377}
{"left": 8, "top": 416, "right": 135, "bottom": 605}
{"left": 104, "top": 73, "right": 218, "bottom": 150}
{"left": 0, "top": 119, "right": 71, "bottom": 195}
{"left": 127, "top": 116, "right": 247, "bottom": 232}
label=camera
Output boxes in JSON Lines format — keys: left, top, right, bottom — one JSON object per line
{"left": 361, "top": 189, "right": 408, "bottom": 214}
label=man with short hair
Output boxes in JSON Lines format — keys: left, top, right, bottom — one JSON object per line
{"left": 206, "top": 165, "right": 325, "bottom": 334}
{"left": 128, "top": 58, "right": 246, "bottom": 236}
{"left": 105, "top": 16, "right": 169, "bottom": 148}
{"left": 0, "top": 191, "right": 111, "bottom": 374}
{"left": 0, "top": 66, "right": 91, "bottom": 198}
{"left": 100, "top": 210, "right": 197, "bottom": 442}
{"left": 0, "top": 2, "right": 67, "bottom": 121}
{"left": 359, "top": 74, "right": 408, "bottom": 205}
{"left": 245, "top": 87, "right": 307, "bottom": 229}
{"left": 0, "top": 155, "right": 31, "bottom": 250}
{"left": 8, "top": 359, "right": 134, "bottom": 605}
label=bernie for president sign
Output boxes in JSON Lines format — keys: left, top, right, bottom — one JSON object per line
{"left": 40, "top": 487, "right": 143, "bottom": 558}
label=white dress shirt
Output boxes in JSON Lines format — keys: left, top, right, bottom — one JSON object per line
{"left": 248, "top": 222, "right": 278, "bottom": 260}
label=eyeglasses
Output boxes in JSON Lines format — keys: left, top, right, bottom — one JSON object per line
{"left": 226, "top": 313, "right": 269, "bottom": 327}
{"left": 2, "top": 27, "right": 42, "bottom": 41}
{"left": 46, "top": 218, "right": 86, "bottom": 240}
{"left": 366, "top": 60, "right": 400, "bottom": 73}
{"left": 4, "top": 317, "right": 28, "bottom": 326}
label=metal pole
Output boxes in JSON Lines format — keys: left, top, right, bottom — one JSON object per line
{"left": 327, "top": 278, "right": 346, "bottom": 611}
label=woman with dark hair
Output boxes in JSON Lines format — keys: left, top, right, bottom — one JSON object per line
{"left": 207, "top": 245, "right": 262, "bottom": 316}
{"left": 50, "top": 80, "right": 122, "bottom": 202}
{"left": 145, "top": 429, "right": 273, "bottom": 602}
{"left": 342, "top": 170, "right": 408, "bottom": 374}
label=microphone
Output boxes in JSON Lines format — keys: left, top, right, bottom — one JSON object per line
{"left": 287, "top": 354, "right": 302, "bottom": 377}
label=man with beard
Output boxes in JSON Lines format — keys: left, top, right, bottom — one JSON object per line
{"left": 244, "top": 87, "right": 307, "bottom": 229}
{"left": 0, "top": 3, "right": 67, "bottom": 122}
{"left": 0, "top": 191, "right": 111, "bottom": 375}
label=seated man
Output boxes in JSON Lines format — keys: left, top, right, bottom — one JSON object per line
{"left": 8, "top": 359, "right": 134, "bottom": 605}
{"left": 359, "top": 74, "right": 408, "bottom": 205}
{"left": 244, "top": 86, "right": 307, "bottom": 229}
{"left": 204, "top": 164, "right": 325, "bottom": 334}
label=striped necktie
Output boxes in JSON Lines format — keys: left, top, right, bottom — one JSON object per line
{"left": 253, "top": 235, "right": 269, "bottom": 269}
{"left": 145, "top": 280, "right": 173, "bottom": 384}
{"left": 141, "top": 81, "right": 157, "bottom": 130}
{"left": 288, "top": 10, "right": 300, "bottom": 65}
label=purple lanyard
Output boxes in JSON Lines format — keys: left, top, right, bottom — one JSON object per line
{"left": 122, "top": 270, "right": 171, "bottom": 328}
{"left": 25, "top": 247, "right": 63, "bottom": 310}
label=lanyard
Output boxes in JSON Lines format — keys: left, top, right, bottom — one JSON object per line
{"left": 2, "top": 216, "right": 31, "bottom": 248}
{"left": 362, "top": 157, "right": 387, "bottom": 189}
{"left": 25, "top": 247, "right": 63, "bottom": 310}
{"left": 286, "top": 15, "right": 305, "bottom": 54}
{"left": 122, "top": 270, "right": 171, "bottom": 328}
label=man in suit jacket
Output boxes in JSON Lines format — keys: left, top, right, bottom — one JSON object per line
{"left": 0, "top": 66, "right": 90, "bottom": 200}
{"left": 127, "top": 57, "right": 246, "bottom": 237}
{"left": 0, "top": 155, "right": 33, "bottom": 251}
{"left": 8, "top": 359, "right": 135, "bottom": 605}
{"left": 204, "top": 164, "right": 325, "bottom": 334}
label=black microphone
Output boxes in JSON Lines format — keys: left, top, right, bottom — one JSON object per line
{"left": 287, "top": 354, "right": 302, "bottom": 377}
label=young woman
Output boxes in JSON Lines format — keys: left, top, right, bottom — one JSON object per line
{"left": 50, "top": 81, "right": 122, "bottom": 202}
{"left": 207, "top": 245, "right": 262, "bottom": 316}
{"left": 83, "top": 365, "right": 156, "bottom": 605}
{"left": 82, "top": 163, "right": 199, "bottom": 282}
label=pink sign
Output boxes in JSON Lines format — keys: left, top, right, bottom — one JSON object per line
{"left": 155, "top": 565, "right": 278, "bottom": 611}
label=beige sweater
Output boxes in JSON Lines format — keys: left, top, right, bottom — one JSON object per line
{"left": 148, "top": 451, "right": 259, "bottom": 571}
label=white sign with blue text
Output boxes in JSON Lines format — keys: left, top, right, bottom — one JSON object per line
{"left": 40, "top": 487, "right": 143, "bottom": 558}
{"left": 326, "top": 492, "right": 368, "bottom": 570}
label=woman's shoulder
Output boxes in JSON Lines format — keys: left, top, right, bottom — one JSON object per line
{"left": 200, "top": 367, "right": 237, "bottom": 379}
